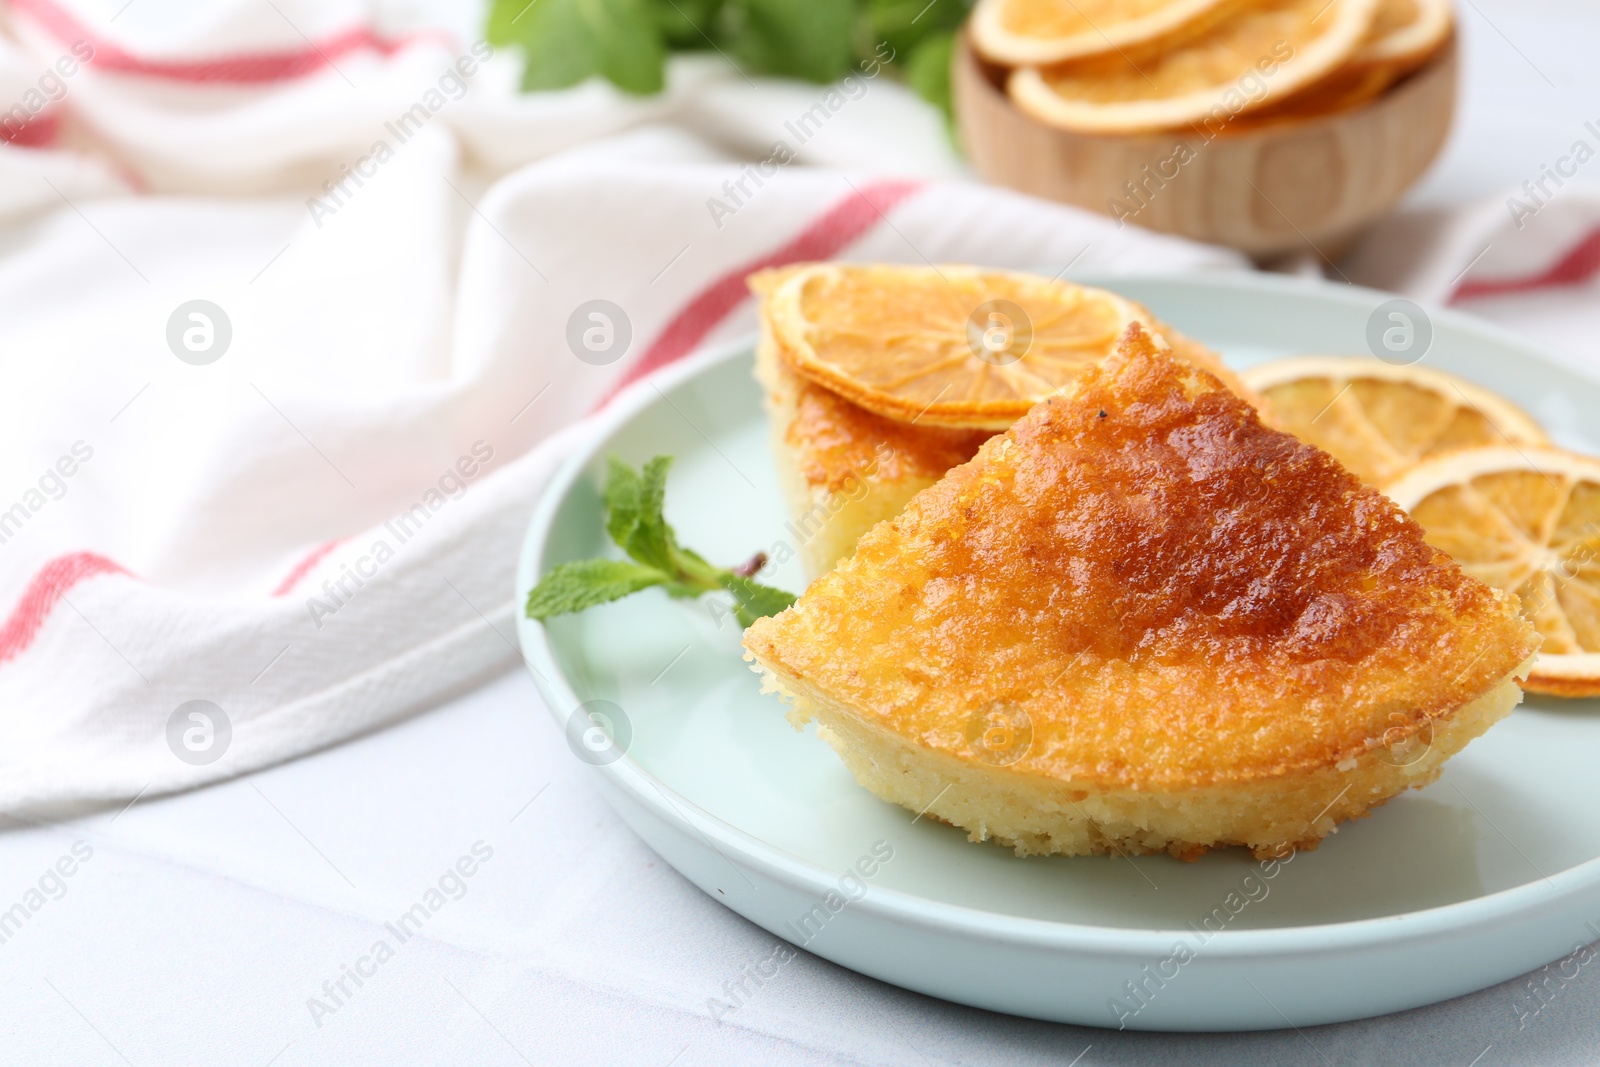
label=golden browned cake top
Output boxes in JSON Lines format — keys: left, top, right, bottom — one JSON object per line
{"left": 745, "top": 326, "right": 1537, "bottom": 789}
{"left": 788, "top": 372, "right": 993, "bottom": 492}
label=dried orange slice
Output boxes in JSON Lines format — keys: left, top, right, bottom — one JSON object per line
{"left": 970, "top": 0, "right": 1234, "bottom": 67}
{"left": 1355, "top": 0, "right": 1451, "bottom": 69}
{"left": 1244, "top": 356, "right": 1547, "bottom": 488}
{"left": 1007, "top": 0, "right": 1380, "bottom": 134}
{"left": 1220, "top": 64, "right": 1397, "bottom": 130}
{"left": 1227, "top": 0, "right": 1453, "bottom": 130}
{"left": 762, "top": 263, "right": 1166, "bottom": 429}
{"left": 1386, "top": 447, "right": 1600, "bottom": 697}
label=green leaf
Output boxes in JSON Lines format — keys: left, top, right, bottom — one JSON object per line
{"left": 526, "top": 558, "right": 667, "bottom": 619}
{"left": 588, "top": 0, "right": 670, "bottom": 93}
{"left": 647, "top": 0, "right": 723, "bottom": 49}
{"left": 621, "top": 455, "right": 678, "bottom": 571}
{"left": 490, "top": 0, "right": 597, "bottom": 91}
{"left": 488, "top": 0, "right": 666, "bottom": 96}
{"left": 859, "top": 0, "right": 967, "bottom": 63}
{"left": 904, "top": 29, "right": 956, "bottom": 123}
{"left": 718, "top": 572, "right": 797, "bottom": 627}
{"left": 720, "top": 0, "right": 855, "bottom": 82}
{"left": 486, "top": 0, "right": 539, "bottom": 44}
{"left": 603, "top": 456, "right": 643, "bottom": 547}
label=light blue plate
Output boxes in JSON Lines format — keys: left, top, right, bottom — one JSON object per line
{"left": 516, "top": 272, "right": 1600, "bottom": 1031}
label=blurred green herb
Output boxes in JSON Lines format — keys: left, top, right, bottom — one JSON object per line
{"left": 526, "top": 455, "right": 796, "bottom": 628}
{"left": 486, "top": 0, "right": 973, "bottom": 117}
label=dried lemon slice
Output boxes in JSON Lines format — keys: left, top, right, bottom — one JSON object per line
{"left": 762, "top": 263, "right": 1164, "bottom": 429}
{"left": 1244, "top": 356, "right": 1547, "bottom": 487}
{"left": 1386, "top": 447, "right": 1600, "bottom": 697}
{"left": 1007, "top": 0, "right": 1380, "bottom": 134}
{"left": 970, "top": 0, "right": 1235, "bottom": 67}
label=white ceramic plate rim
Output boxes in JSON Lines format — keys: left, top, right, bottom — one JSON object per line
{"left": 516, "top": 271, "right": 1600, "bottom": 961}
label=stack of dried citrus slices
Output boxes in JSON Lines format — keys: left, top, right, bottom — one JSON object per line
{"left": 1246, "top": 356, "right": 1600, "bottom": 697}
{"left": 970, "top": 0, "right": 1454, "bottom": 134}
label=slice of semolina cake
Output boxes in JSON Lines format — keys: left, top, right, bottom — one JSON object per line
{"left": 743, "top": 323, "right": 1537, "bottom": 861}
{"left": 752, "top": 303, "right": 991, "bottom": 578}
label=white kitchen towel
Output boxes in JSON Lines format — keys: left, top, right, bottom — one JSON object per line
{"left": 1342, "top": 184, "right": 1600, "bottom": 377}
{"left": 0, "top": 0, "right": 1256, "bottom": 812}
{"left": 2, "top": 0, "right": 1597, "bottom": 814}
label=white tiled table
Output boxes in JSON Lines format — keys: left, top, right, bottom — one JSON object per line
{"left": 6, "top": 3, "right": 1600, "bottom": 1063}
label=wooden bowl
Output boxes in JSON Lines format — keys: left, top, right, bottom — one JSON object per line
{"left": 953, "top": 30, "right": 1457, "bottom": 260}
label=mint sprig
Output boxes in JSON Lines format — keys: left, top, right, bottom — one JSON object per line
{"left": 526, "top": 455, "right": 796, "bottom": 628}
{"left": 485, "top": 0, "right": 974, "bottom": 118}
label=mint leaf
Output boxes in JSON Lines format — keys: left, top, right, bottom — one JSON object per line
{"left": 861, "top": 0, "right": 967, "bottom": 62}
{"left": 489, "top": 0, "right": 595, "bottom": 91}
{"left": 721, "top": 0, "right": 854, "bottom": 82}
{"left": 588, "top": 0, "right": 669, "bottom": 94}
{"left": 489, "top": 0, "right": 666, "bottom": 95}
{"left": 905, "top": 30, "right": 956, "bottom": 123}
{"left": 648, "top": 0, "right": 722, "bottom": 48}
{"left": 719, "top": 572, "right": 797, "bottom": 627}
{"left": 603, "top": 455, "right": 643, "bottom": 547}
{"left": 622, "top": 455, "right": 678, "bottom": 572}
{"left": 526, "top": 558, "right": 667, "bottom": 619}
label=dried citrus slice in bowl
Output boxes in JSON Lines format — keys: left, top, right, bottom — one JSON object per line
{"left": 759, "top": 262, "right": 1242, "bottom": 429}
{"left": 1220, "top": 63, "right": 1399, "bottom": 130}
{"left": 1385, "top": 447, "right": 1600, "bottom": 697}
{"left": 1355, "top": 0, "right": 1452, "bottom": 70}
{"left": 1006, "top": 0, "right": 1380, "bottom": 134}
{"left": 1243, "top": 356, "right": 1547, "bottom": 487}
{"left": 969, "top": 0, "right": 1234, "bottom": 67}
{"left": 1227, "top": 0, "right": 1452, "bottom": 133}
